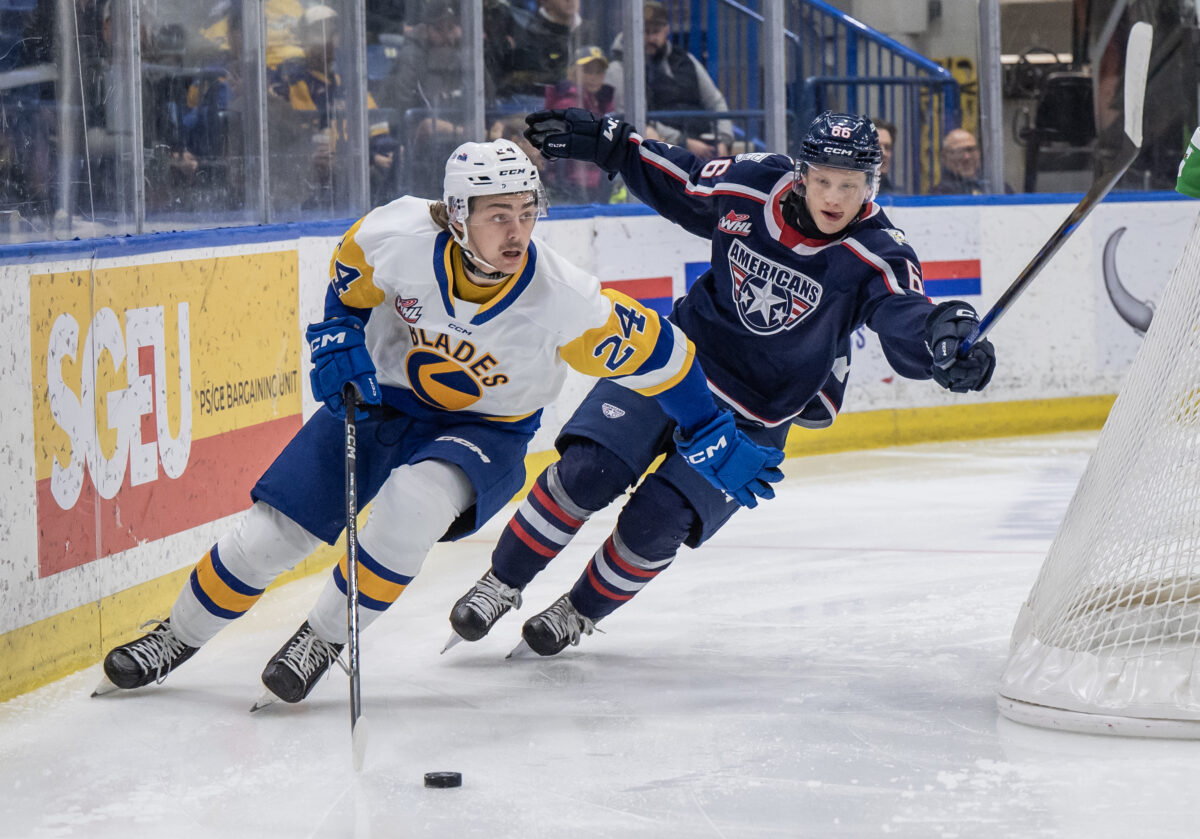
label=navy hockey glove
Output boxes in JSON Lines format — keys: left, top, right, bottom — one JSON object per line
{"left": 524, "top": 108, "right": 633, "bottom": 173}
{"left": 926, "top": 301, "right": 996, "bottom": 393}
{"left": 306, "top": 316, "right": 381, "bottom": 418}
{"left": 674, "top": 412, "right": 785, "bottom": 508}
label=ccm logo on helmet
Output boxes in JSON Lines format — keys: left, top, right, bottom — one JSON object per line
{"left": 499, "top": 168, "right": 525, "bottom": 176}
{"left": 822, "top": 146, "right": 854, "bottom": 155}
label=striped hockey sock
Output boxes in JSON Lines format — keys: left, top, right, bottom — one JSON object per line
{"left": 570, "top": 526, "right": 674, "bottom": 621}
{"left": 170, "top": 544, "right": 269, "bottom": 646}
{"left": 492, "top": 463, "right": 595, "bottom": 589}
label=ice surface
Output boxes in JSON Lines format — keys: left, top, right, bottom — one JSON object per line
{"left": 5, "top": 432, "right": 1200, "bottom": 838}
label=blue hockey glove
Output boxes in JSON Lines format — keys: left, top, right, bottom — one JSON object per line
{"left": 674, "top": 412, "right": 785, "bottom": 508}
{"left": 524, "top": 108, "right": 633, "bottom": 173}
{"left": 926, "top": 301, "right": 996, "bottom": 393}
{"left": 305, "top": 316, "right": 381, "bottom": 418}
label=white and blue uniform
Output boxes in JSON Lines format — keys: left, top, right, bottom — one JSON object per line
{"left": 171, "top": 196, "right": 717, "bottom": 647}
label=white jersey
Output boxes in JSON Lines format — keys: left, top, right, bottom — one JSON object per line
{"left": 325, "top": 196, "right": 696, "bottom": 423}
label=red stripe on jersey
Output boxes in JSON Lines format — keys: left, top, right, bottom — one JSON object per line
{"left": 770, "top": 189, "right": 830, "bottom": 250}
{"left": 530, "top": 482, "right": 583, "bottom": 529}
{"left": 640, "top": 153, "right": 688, "bottom": 183}
{"left": 604, "top": 538, "right": 657, "bottom": 579}
{"left": 509, "top": 518, "right": 558, "bottom": 558}
{"left": 587, "top": 562, "right": 634, "bottom": 601}
{"left": 689, "top": 186, "right": 767, "bottom": 203}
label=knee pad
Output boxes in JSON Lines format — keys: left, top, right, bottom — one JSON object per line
{"left": 358, "top": 459, "right": 474, "bottom": 579}
{"left": 215, "top": 501, "right": 324, "bottom": 589}
{"left": 554, "top": 438, "right": 637, "bottom": 512}
{"left": 615, "top": 474, "right": 696, "bottom": 561}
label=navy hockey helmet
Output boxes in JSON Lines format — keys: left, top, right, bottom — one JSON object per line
{"left": 799, "top": 111, "right": 882, "bottom": 172}
{"left": 795, "top": 111, "right": 882, "bottom": 197}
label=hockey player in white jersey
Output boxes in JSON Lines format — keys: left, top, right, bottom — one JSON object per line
{"left": 96, "top": 139, "right": 783, "bottom": 704}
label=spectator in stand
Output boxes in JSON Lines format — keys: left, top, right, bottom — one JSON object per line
{"left": 366, "top": 0, "right": 407, "bottom": 44}
{"left": 872, "top": 117, "right": 896, "bottom": 194}
{"left": 504, "top": 0, "right": 595, "bottom": 99}
{"left": 540, "top": 45, "right": 616, "bottom": 204}
{"left": 266, "top": 4, "right": 382, "bottom": 213}
{"left": 369, "top": 122, "right": 399, "bottom": 207}
{"left": 932, "top": 127, "right": 984, "bottom": 195}
{"left": 484, "top": 0, "right": 521, "bottom": 102}
{"left": 547, "top": 45, "right": 614, "bottom": 116}
{"left": 605, "top": 1, "right": 732, "bottom": 161}
{"left": 383, "top": 0, "right": 486, "bottom": 198}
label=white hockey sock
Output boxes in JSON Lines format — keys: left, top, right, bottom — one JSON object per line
{"left": 307, "top": 459, "right": 474, "bottom": 644}
{"left": 170, "top": 502, "right": 322, "bottom": 647}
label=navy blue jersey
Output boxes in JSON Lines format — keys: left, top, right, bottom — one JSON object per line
{"left": 614, "top": 138, "right": 936, "bottom": 428}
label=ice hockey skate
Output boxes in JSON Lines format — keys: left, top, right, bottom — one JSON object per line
{"left": 256, "top": 621, "right": 345, "bottom": 706}
{"left": 514, "top": 594, "right": 596, "bottom": 657}
{"left": 443, "top": 568, "right": 524, "bottom": 652}
{"left": 93, "top": 619, "right": 199, "bottom": 696}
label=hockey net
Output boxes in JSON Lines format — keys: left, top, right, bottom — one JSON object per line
{"left": 997, "top": 210, "right": 1200, "bottom": 737}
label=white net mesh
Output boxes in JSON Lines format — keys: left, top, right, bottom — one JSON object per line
{"left": 998, "top": 209, "right": 1200, "bottom": 731}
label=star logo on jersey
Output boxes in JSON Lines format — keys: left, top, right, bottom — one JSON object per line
{"left": 396, "top": 296, "right": 422, "bottom": 323}
{"left": 727, "top": 239, "right": 823, "bottom": 334}
{"left": 717, "top": 210, "right": 752, "bottom": 236}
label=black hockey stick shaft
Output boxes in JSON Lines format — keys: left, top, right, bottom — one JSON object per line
{"left": 958, "top": 21, "right": 1153, "bottom": 357}
{"left": 343, "top": 385, "right": 363, "bottom": 736}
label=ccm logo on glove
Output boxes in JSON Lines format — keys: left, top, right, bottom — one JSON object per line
{"left": 683, "top": 434, "right": 727, "bottom": 464}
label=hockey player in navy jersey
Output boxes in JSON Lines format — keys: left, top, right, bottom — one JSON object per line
{"left": 95, "top": 138, "right": 782, "bottom": 705}
{"left": 446, "top": 110, "right": 997, "bottom": 657}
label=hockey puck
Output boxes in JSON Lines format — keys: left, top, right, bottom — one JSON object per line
{"left": 424, "top": 771, "right": 462, "bottom": 788}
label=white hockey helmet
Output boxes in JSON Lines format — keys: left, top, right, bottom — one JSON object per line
{"left": 442, "top": 139, "right": 547, "bottom": 228}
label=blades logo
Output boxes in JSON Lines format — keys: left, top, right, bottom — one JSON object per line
{"left": 717, "top": 210, "right": 752, "bottom": 237}
{"left": 396, "top": 296, "right": 422, "bottom": 323}
{"left": 727, "top": 239, "right": 823, "bottom": 334}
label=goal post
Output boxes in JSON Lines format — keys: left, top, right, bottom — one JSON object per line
{"left": 996, "top": 207, "right": 1200, "bottom": 737}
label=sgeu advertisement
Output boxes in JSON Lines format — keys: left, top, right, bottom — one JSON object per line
{"left": 30, "top": 253, "right": 304, "bottom": 578}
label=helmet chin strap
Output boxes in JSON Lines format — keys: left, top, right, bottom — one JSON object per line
{"left": 450, "top": 223, "right": 508, "bottom": 281}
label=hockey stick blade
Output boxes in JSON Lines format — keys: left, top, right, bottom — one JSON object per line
{"left": 957, "top": 21, "right": 1153, "bottom": 357}
{"left": 352, "top": 715, "right": 369, "bottom": 772}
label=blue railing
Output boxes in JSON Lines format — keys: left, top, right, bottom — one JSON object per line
{"left": 663, "top": 0, "right": 961, "bottom": 194}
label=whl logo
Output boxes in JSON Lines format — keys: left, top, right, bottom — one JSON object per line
{"left": 397, "top": 296, "right": 422, "bottom": 323}
{"left": 718, "top": 210, "right": 752, "bottom": 236}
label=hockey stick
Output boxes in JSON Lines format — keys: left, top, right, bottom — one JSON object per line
{"left": 343, "top": 384, "right": 368, "bottom": 772}
{"left": 957, "top": 21, "right": 1153, "bottom": 357}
